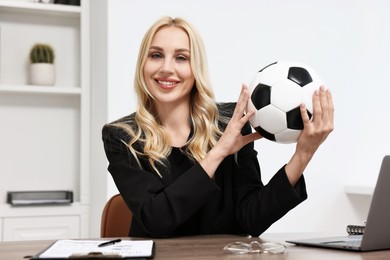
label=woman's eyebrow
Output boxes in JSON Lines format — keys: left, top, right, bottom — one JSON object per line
{"left": 149, "top": 46, "right": 163, "bottom": 51}
{"left": 176, "top": 48, "right": 190, "bottom": 54}
{"left": 149, "top": 46, "right": 190, "bottom": 53}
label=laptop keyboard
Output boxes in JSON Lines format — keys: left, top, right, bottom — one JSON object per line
{"left": 345, "top": 235, "right": 363, "bottom": 246}
{"left": 346, "top": 235, "right": 363, "bottom": 246}
{"left": 322, "top": 235, "right": 362, "bottom": 247}
{"left": 323, "top": 235, "right": 363, "bottom": 247}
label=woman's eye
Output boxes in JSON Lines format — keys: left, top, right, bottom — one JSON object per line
{"left": 150, "top": 53, "right": 163, "bottom": 59}
{"left": 176, "top": 55, "right": 188, "bottom": 62}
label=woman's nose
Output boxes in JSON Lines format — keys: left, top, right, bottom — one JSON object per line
{"left": 161, "top": 58, "right": 174, "bottom": 73}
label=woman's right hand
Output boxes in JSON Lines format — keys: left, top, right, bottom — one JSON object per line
{"left": 200, "top": 84, "right": 261, "bottom": 178}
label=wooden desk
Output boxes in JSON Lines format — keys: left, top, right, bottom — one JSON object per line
{"left": 0, "top": 234, "right": 389, "bottom": 259}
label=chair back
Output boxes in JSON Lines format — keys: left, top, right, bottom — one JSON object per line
{"left": 100, "top": 194, "right": 132, "bottom": 237}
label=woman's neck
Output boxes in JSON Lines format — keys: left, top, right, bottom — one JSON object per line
{"left": 157, "top": 102, "right": 191, "bottom": 148}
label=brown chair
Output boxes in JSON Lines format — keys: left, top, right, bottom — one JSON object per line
{"left": 100, "top": 194, "right": 132, "bottom": 237}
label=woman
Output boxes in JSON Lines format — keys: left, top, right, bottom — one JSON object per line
{"left": 102, "top": 16, "right": 334, "bottom": 238}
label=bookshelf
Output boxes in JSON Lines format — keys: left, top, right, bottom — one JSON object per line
{"left": 344, "top": 185, "right": 374, "bottom": 196}
{"left": 0, "top": 0, "right": 90, "bottom": 241}
{"left": 0, "top": 84, "right": 82, "bottom": 95}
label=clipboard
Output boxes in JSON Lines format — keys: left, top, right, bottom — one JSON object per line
{"left": 29, "top": 239, "right": 155, "bottom": 259}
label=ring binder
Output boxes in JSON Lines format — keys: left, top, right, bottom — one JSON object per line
{"left": 346, "top": 224, "right": 365, "bottom": 235}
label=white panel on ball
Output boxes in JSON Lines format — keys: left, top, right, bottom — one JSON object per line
{"left": 256, "top": 105, "right": 287, "bottom": 133}
{"left": 257, "top": 63, "right": 289, "bottom": 86}
{"left": 272, "top": 80, "right": 302, "bottom": 112}
{"left": 275, "top": 129, "right": 302, "bottom": 144}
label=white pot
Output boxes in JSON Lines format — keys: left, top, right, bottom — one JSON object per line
{"left": 30, "top": 63, "right": 55, "bottom": 86}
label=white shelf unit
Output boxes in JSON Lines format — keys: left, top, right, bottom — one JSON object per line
{"left": 344, "top": 185, "right": 374, "bottom": 196}
{"left": 0, "top": 84, "right": 82, "bottom": 95}
{"left": 0, "top": 0, "right": 90, "bottom": 241}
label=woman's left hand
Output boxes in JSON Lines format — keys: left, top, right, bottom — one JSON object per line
{"left": 285, "top": 85, "right": 334, "bottom": 185}
{"left": 297, "top": 85, "right": 334, "bottom": 157}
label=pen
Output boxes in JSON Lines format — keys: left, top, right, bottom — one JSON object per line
{"left": 98, "top": 238, "right": 122, "bottom": 247}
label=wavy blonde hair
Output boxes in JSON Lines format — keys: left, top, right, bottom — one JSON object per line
{"left": 113, "top": 16, "right": 223, "bottom": 176}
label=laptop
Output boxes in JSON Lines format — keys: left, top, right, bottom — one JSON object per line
{"left": 287, "top": 155, "right": 390, "bottom": 251}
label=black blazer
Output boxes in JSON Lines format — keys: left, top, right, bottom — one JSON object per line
{"left": 102, "top": 103, "right": 307, "bottom": 238}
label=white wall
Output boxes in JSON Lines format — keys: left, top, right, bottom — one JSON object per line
{"left": 105, "top": 0, "right": 390, "bottom": 234}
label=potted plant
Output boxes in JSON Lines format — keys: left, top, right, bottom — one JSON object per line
{"left": 29, "top": 43, "right": 55, "bottom": 86}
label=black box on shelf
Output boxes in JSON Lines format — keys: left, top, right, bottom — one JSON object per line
{"left": 54, "top": 0, "right": 80, "bottom": 6}
{"left": 7, "top": 190, "right": 73, "bottom": 206}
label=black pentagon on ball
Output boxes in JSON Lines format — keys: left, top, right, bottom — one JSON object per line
{"left": 254, "top": 125, "right": 276, "bottom": 142}
{"left": 251, "top": 83, "right": 271, "bottom": 110}
{"left": 288, "top": 67, "right": 313, "bottom": 87}
{"left": 286, "top": 107, "right": 313, "bottom": 130}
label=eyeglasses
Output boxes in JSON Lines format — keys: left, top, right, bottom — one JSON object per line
{"left": 223, "top": 241, "right": 286, "bottom": 255}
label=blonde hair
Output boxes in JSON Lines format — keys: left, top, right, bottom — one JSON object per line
{"left": 112, "top": 16, "right": 223, "bottom": 176}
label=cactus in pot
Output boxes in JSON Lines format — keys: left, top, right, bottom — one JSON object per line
{"left": 30, "top": 44, "right": 55, "bottom": 64}
{"left": 29, "top": 43, "right": 56, "bottom": 86}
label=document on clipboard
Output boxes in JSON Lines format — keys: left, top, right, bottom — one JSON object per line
{"left": 31, "top": 239, "right": 155, "bottom": 259}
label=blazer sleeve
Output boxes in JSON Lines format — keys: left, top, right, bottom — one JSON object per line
{"left": 102, "top": 125, "right": 220, "bottom": 237}
{"left": 233, "top": 122, "right": 308, "bottom": 236}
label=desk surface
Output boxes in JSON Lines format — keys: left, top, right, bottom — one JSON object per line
{"left": 1, "top": 233, "right": 389, "bottom": 259}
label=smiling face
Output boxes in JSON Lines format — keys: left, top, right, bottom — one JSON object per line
{"left": 143, "top": 26, "right": 195, "bottom": 110}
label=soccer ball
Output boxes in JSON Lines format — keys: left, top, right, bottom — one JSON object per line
{"left": 247, "top": 61, "right": 324, "bottom": 144}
